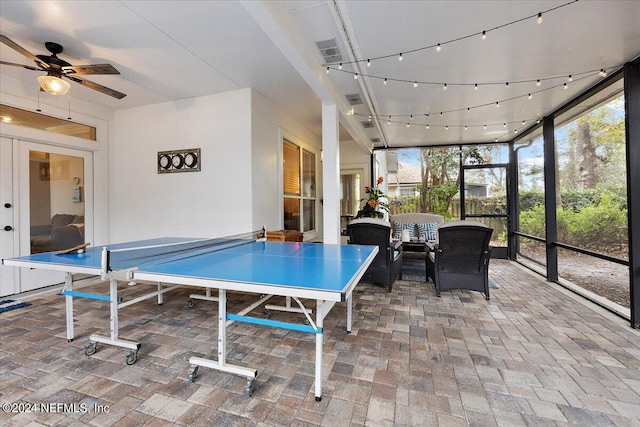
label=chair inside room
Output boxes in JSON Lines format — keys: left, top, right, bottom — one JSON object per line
{"left": 347, "top": 218, "right": 403, "bottom": 291}
{"left": 426, "top": 221, "right": 492, "bottom": 300}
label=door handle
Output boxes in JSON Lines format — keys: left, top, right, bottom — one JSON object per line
{"left": 4, "top": 203, "right": 11, "bottom": 208}
{"left": 3, "top": 226, "right": 13, "bottom": 231}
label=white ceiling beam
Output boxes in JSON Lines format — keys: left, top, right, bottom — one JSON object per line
{"left": 239, "top": 0, "right": 372, "bottom": 152}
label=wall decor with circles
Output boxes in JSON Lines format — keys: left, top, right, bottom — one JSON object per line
{"left": 157, "top": 148, "right": 201, "bottom": 174}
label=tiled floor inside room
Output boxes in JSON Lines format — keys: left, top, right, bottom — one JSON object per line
{"left": 1, "top": 259, "right": 639, "bottom": 426}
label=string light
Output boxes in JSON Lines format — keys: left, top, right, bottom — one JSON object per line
{"left": 383, "top": 78, "right": 388, "bottom": 85}
{"left": 563, "top": 83, "right": 568, "bottom": 89}
{"left": 474, "top": 84, "right": 478, "bottom": 90}
{"left": 406, "top": 123, "right": 410, "bottom": 128}
{"left": 506, "top": 82, "right": 509, "bottom": 88}
{"left": 367, "top": 59, "right": 371, "bottom": 67}
{"left": 445, "top": 126, "right": 449, "bottom": 130}
{"left": 326, "top": 67, "right": 330, "bottom": 74}
{"left": 483, "top": 124, "right": 487, "bottom": 129}
{"left": 443, "top": 83, "right": 447, "bottom": 90}
{"left": 388, "top": 116, "right": 391, "bottom": 124}
{"left": 322, "top": 1, "right": 577, "bottom": 68}
{"left": 464, "top": 125, "right": 468, "bottom": 130}
{"left": 338, "top": 63, "right": 342, "bottom": 70}
{"left": 355, "top": 71, "right": 609, "bottom": 121}
{"left": 600, "top": 69, "right": 607, "bottom": 77}
{"left": 568, "top": 75, "right": 573, "bottom": 82}
{"left": 354, "top": 73, "right": 358, "bottom": 80}
{"left": 536, "top": 79, "right": 541, "bottom": 86}
{"left": 425, "top": 124, "right": 429, "bottom": 129}
{"left": 413, "top": 81, "right": 418, "bottom": 88}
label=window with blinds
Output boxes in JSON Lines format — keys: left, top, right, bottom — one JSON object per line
{"left": 283, "top": 138, "right": 316, "bottom": 233}
{"left": 283, "top": 139, "right": 300, "bottom": 196}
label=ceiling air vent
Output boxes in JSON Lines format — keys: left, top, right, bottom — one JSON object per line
{"left": 371, "top": 138, "right": 381, "bottom": 143}
{"left": 315, "top": 38, "right": 343, "bottom": 64}
{"left": 345, "top": 94, "right": 363, "bottom": 105}
{"left": 361, "top": 122, "right": 374, "bottom": 129}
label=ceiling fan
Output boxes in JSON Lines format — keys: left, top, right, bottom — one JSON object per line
{"left": 0, "top": 34, "right": 126, "bottom": 99}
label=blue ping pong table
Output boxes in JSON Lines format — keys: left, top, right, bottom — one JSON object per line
{"left": 2, "top": 235, "right": 378, "bottom": 401}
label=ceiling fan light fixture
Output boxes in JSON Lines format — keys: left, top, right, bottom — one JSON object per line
{"left": 37, "top": 75, "right": 70, "bottom": 95}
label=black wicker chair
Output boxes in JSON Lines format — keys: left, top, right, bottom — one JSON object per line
{"left": 426, "top": 221, "right": 492, "bottom": 300}
{"left": 347, "top": 218, "right": 403, "bottom": 291}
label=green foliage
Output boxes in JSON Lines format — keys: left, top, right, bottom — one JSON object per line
{"left": 518, "top": 191, "right": 627, "bottom": 250}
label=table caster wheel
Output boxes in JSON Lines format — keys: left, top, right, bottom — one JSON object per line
{"left": 244, "top": 378, "right": 254, "bottom": 397}
{"left": 187, "top": 298, "right": 195, "bottom": 308}
{"left": 84, "top": 342, "right": 97, "bottom": 356}
{"left": 125, "top": 351, "right": 138, "bottom": 365}
{"left": 188, "top": 365, "right": 199, "bottom": 383}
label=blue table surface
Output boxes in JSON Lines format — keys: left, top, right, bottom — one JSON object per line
{"left": 8, "top": 238, "right": 377, "bottom": 293}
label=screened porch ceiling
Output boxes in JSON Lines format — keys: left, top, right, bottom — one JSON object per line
{"left": 0, "top": 1, "right": 638, "bottom": 151}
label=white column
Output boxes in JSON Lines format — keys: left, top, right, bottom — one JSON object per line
{"left": 322, "top": 103, "right": 340, "bottom": 244}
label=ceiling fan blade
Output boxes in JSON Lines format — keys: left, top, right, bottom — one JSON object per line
{"left": 0, "top": 34, "right": 49, "bottom": 69}
{"left": 63, "top": 63, "right": 120, "bottom": 75}
{"left": 0, "top": 60, "right": 40, "bottom": 71}
{"left": 67, "top": 75, "right": 126, "bottom": 99}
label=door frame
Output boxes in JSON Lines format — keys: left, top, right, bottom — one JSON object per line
{"left": 460, "top": 162, "right": 510, "bottom": 259}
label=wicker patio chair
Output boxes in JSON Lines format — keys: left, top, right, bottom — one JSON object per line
{"left": 426, "top": 221, "right": 492, "bottom": 300}
{"left": 347, "top": 218, "right": 403, "bottom": 291}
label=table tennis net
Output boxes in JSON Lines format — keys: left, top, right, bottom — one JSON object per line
{"left": 106, "top": 229, "right": 265, "bottom": 271}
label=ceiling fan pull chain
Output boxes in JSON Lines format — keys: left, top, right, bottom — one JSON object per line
{"left": 36, "top": 87, "right": 41, "bottom": 112}
{"left": 67, "top": 88, "right": 72, "bottom": 120}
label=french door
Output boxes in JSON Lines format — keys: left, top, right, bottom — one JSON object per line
{"left": 0, "top": 138, "right": 93, "bottom": 295}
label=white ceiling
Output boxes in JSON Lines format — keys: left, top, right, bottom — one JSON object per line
{"left": 1, "top": 0, "right": 639, "bottom": 150}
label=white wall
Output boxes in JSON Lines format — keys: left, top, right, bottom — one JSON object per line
{"left": 112, "top": 89, "right": 254, "bottom": 242}
{"left": 250, "top": 90, "right": 321, "bottom": 237}
{"left": 340, "top": 139, "right": 371, "bottom": 188}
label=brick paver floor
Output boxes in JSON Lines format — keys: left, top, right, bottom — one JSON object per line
{"left": 1, "top": 260, "right": 639, "bottom": 426}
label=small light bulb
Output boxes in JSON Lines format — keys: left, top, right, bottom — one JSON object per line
{"left": 398, "top": 53, "right": 403, "bottom": 61}
{"left": 496, "top": 101, "right": 500, "bottom": 107}
{"left": 445, "top": 126, "right": 449, "bottom": 130}
{"left": 367, "top": 59, "right": 371, "bottom": 67}
{"left": 368, "top": 115, "right": 372, "bottom": 121}
{"left": 568, "top": 75, "right": 573, "bottom": 82}
{"left": 495, "top": 138, "right": 499, "bottom": 142}
{"left": 536, "top": 79, "right": 541, "bottom": 86}
{"left": 563, "top": 83, "right": 568, "bottom": 89}
{"left": 474, "top": 84, "right": 478, "bottom": 91}
{"left": 483, "top": 124, "right": 487, "bottom": 130}
{"left": 388, "top": 117, "right": 391, "bottom": 125}
{"left": 537, "top": 12, "right": 543, "bottom": 24}
{"left": 600, "top": 69, "right": 607, "bottom": 77}
{"left": 410, "top": 115, "right": 413, "bottom": 120}
{"left": 505, "top": 82, "right": 509, "bottom": 88}
{"left": 326, "top": 67, "right": 330, "bottom": 74}
{"left": 528, "top": 93, "right": 532, "bottom": 99}
{"left": 354, "top": 73, "right": 358, "bottom": 80}
{"left": 464, "top": 125, "right": 468, "bottom": 130}
{"left": 406, "top": 123, "right": 410, "bottom": 128}
{"left": 522, "top": 120, "right": 526, "bottom": 125}
{"left": 514, "top": 129, "right": 518, "bottom": 133}
{"left": 436, "top": 43, "right": 442, "bottom": 52}
{"left": 338, "top": 63, "right": 343, "bottom": 70}
{"left": 425, "top": 124, "right": 429, "bottom": 129}
{"left": 443, "top": 83, "right": 447, "bottom": 90}
{"left": 383, "top": 78, "right": 388, "bottom": 85}
{"left": 503, "top": 123, "right": 507, "bottom": 128}
{"left": 481, "top": 30, "right": 487, "bottom": 40}
{"left": 413, "top": 81, "right": 418, "bottom": 88}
